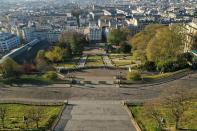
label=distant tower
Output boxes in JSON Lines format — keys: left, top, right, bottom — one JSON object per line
{"left": 92, "top": 4, "right": 95, "bottom": 10}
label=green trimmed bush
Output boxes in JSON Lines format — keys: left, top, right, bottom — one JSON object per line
{"left": 127, "top": 70, "right": 142, "bottom": 81}
{"left": 43, "top": 71, "right": 57, "bottom": 80}
{"left": 143, "top": 61, "right": 156, "bottom": 71}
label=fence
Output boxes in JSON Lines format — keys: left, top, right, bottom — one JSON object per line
{"left": 60, "top": 66, "right": 128, "bottom": 73}
{"left": 0, "top": 99, "right": 65, "bottom": 106}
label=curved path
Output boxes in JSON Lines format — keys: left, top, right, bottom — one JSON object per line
{"left": 0, "top": 70, "right": 196, "bottom": 131}
{"left": 0, "top": 71, "right": 196, "bottom": 101}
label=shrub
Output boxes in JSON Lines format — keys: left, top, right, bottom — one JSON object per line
{"left": 127, "top": 70, "right": 142, "bottom": 81}
{"left": 192, "top": 59, "right": 197, "bottom": 69}
{"left": 119, "top": 42, "right": 132, "bottom": 53}
{"left": 83, "top": 81, "right": 92, "bottom": 84}
{"left": 156, "top": 59, "right": 183, "bottom": 72}
{"left": 177, "top": 52, "right": 193, "bottom": 63}
{"left": 143, "top": 61, "right": 156, "bottom": 71}
{"left": 98, "top": 81, "right": 107, "bottom": 84}
{"left": 43, "top": 71, "right": 57, "bottom": 80}
{"left": 157, "top": 59, "right": 190, "bottom": 73}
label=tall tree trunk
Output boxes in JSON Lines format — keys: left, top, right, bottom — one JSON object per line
{"left": 175, "top": 120, "right": 179, "bottom": 131}
{"left": 36, "top": 121, "right": 39, "bottom": 128}
{"left": 2, "top": 119, "right": 4, "bottom": 128}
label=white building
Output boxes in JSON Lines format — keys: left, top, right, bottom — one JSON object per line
{"left": 0, "top": 32, "right": 20, "bottom": 53}
{"left": 22, "top": 26, "right": 61, "bottom": 43}
{"left": 47, "top": 31, "right": 61, "bottom": 43}
{"left": 88, "top": 26, "right": 102, "bottom": 43}
{"left": 22, "top": 26, "right": 36, "bottom": 42}
{"left": 184, "top": 18, "right": 197, "bottom": 52}
{"left": 66, "top": 17, "right": 78, "bottom": 31}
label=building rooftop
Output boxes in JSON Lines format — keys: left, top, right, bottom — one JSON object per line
{"left": 0, "top": 32, "right": 16, "bottom": 41}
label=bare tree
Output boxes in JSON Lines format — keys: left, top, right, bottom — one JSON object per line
{"left": 143, "top": 98, "right": 166, "bottom": 131}
{"left": 161, "top": 86, "right": 195, "bottom": 130}
{"left": 0, "top": 106, "right": 7, "bottom": 128}
{"left": 27, "top": 107, "right": 44, "bottom": 129}
{"left": 23, "top": 116, "right": 30, "bottom": 130}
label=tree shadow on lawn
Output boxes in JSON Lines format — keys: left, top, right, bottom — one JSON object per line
{"left": 2, "top": 77, "right": 51, "bottom": 86}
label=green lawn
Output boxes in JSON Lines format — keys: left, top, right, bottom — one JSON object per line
{"left": 0, "top": 104, "right": 62, "bottom": 130}
{"left": 109, "top": 54, "right": 132, "bottom": 67}
{"left": 121, "top": 69, "right": 189, "bottom": 84}
{"left": 112, "top": 60, "right": 131, "bottom": 66}
{"left": 0, "top": 75, "right": 67, "bottom": 85}
{"left": 130, "top": 103, "right": 197, "bottom": 131}
{"left": 0, "top": 75, "right": 50, "bottom": 85}
{"left": 143, "top": 69, "right": 189, "bottom": 81}
{"left": 85, "top": 55, "right": 104, "bottom": 67}
{"left": 55, "top": 57, "right": 80, "bottom": 68}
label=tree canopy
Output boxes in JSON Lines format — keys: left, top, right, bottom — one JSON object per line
{"left": 45, "top": 46, "right": 64, "bottom": 63}
{"left": 146, "top": 26, "right": 184, "bottom": 63}
{"left": 58, "top": 32, "right": 87, "bottom": 55}
{"left": 129, "top": 24, "right": 166, "bottom": 62}
{"left": 107, "top": 28, "right": 130, "bottom": 45}
{"left": 129, "top": 24, "right": 185, "bottom": 71}
{"left": 0, "top": 58, "right": 21, "bottom": 78}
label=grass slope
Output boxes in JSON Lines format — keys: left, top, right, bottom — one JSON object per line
{"left": 0, "top": 104, "right": 62, "bottom": 130}
{"left": 130, "top": 104, "right": 197, "bottom": 131}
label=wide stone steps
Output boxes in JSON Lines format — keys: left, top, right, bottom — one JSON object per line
{"left": 54, "top": 100, "right": 136, "bottom": 131}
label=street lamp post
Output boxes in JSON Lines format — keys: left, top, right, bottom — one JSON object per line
{"left": 116, "top": 70, "right": 121, "bottom": 88}
{"left": 119, "top": 71, "right": 122, "bottom": 87}
{"left": 69, "top": 74, "right": 74, "bottom": 87}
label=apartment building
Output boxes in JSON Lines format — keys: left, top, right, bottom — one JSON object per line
{"left": 0, "top": 32, "right": 20, "bottom": 53}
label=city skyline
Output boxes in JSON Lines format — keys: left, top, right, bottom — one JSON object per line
{"left": 0, "top": 0, "right": 196, "bottom": 131}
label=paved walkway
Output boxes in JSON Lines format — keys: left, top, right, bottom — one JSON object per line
{"left": 103, "top": 55, "right": 113, "bottom": 67}
{"left": 77, "top": 55, "right": 87, "bottom": 68}
{"left": 54, "top": 100, "right": 136, "bottom": 131}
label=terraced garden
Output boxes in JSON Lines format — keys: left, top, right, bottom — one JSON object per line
{"left": 130, "top": 103, "right": 197, "bottom": 131}
{"left": 109, "top": 54, "right": 132, "bottom": 67}
{"left": 85, "top": 55, "right": 104, "bottom": 67}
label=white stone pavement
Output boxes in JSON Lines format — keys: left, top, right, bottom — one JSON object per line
{"left": 54, "top": 100, "right": 137, "bottom": 131}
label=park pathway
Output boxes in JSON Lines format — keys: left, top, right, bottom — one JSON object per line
{"left": 77, "top": 55, "right": 87, "bottom": 68}
{"left": 54, "top": 100, "right": 137, "bottom": 131}
{"left": 103, "top": 55, "right": 113, "bottom": 67}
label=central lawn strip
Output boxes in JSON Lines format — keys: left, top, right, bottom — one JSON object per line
{"left": 0, "top": 104, "right": 62, "bottom": 130}
{"left": 129, "top": 103, "right": 197, "bottom": 131}
{"left": 85, "top": 55, "right": 104, "bottom": 67}
{"left": 109, "top": 54, "right": 132, "bottom": 67}
{"left": 55, "top": 56, "right": 80, "bottom": 68}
